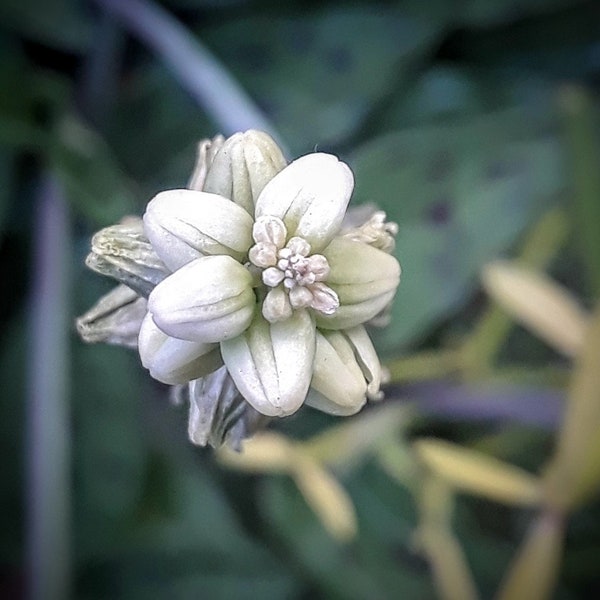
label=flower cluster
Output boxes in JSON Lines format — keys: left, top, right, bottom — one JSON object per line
{"left": 77, "top": 131, "right": 401, "bottom": 447}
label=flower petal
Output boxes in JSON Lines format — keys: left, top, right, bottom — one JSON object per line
{"left": 203, "top": 130, "right": 287, "bottom": 214}
{"left": 148, "top": 255, "right": 255, "bottom": 343}
{"left": 221, "top": 310, "right": 316, "bottom": 417}
{"left": 316, "top": 237, "right": 400, "bottom": 329}
{"left": 138, "top": 313, "right": 222, "bottom": 385}
{"left": 255, "top": 153, "right": 354, "bottom": 252}
{"left": 306, "top": 330, "right": 367, "bottom": 416}
{"left": 144, "top": 189, "right": 254, "bottom": 271}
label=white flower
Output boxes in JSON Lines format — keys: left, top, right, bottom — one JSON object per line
{"left": 140, "top": 146, "right": 399, "bottom": 417}
{"left": 79, "top": 130, "right": 402, "bottom": 429}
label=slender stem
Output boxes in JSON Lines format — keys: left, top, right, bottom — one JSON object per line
{"left": 26, "top": 174, "right": 71, "bottom": 600}
{"left": 561, "top": 86, "right": 600, "bottom": 297}
{"left": 91, "top": 0, "right": 286, "bottom": 149}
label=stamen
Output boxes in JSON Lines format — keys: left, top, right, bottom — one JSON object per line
{"left": 248, "top": 229, "right": 338, "bottom": 322}
{"left": 252, "top": 215, "right": 287, "bottom": 247}
{"left": 262, "top": 267, "right": 285, "bottom": 287}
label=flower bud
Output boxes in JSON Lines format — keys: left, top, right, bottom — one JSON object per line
{"left": 143, "top": 189, "right": 254, "bottom": 271}
{"left": 138, "top": 313, "right": 222, "bottom": 385}
{"left": 317, "top": 237, "right": 401, "bottom": 330}
{"left": 85, "top": 217, "right": 169, "bottom": 297}
{"left": 76, "top": 284, "right": 147, "bottom": 348}
{"left": 203, "top": 130, "right": 287, "bottom": 215}
{"left": 148, "top": 255, "right": 255, "bottom": 343}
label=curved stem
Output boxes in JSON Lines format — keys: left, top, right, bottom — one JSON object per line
{"left": 92, "top": 0, "right": 287, "bottom": 150}
{"left": 27, "top": 174, "right": 72, "bottom": 600}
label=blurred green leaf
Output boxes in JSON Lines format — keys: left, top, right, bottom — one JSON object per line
{"left": 455, "top": 0, "right": 584, "bottom": 27}
{"left": 262, "top": 475, "right": 386, "bottom": 599}
{"left": 104, "top": 63, "right": 213, "bottom": 197}
{"left": 201, "top": 8, "right": 440, "bottom": 153}
{"left": 399, "top": 0, "right": 586, "bottom": 28}
{"left": 351, "top": 105, "right": 566, "bottom": 352}
{"left": 72, "top": 340, "right": 147, "bottom": 558}
{"left": 0, "top": 0, "right": 92, "bottom": 51}
{"left": 0, "top": 37, "right": 69, "bottom": 149}
{"left": 263, "top": 471, "right": 431, "bottom": 599}
{"left": 51, "top": 116, "right": 138, "bottom": 225}
{"left": 450, "top": 2, "right": 599, "bottom": 79}
{"left": 111, "top": 466, "right": 299, "bottom": 600}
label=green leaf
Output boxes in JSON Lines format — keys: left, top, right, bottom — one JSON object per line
{"left": 0, "top": 38, "right": 69, "bottom": 149}
{"left": 72, "top": 340, "right": 147, "bottom": 558}
{"left": 398, "top": 0, "right": 585, "bottom": 28}
{"left": 450, "top": 3, "right": 599, "bottom": 79}
{"left": 201, "top": 8, "right": 440, "bottom": 153}
{"left": 262, "top": 471, "right": 431, "bottom": 599}
{"left": 111, "top": 465, "right": 299, "bottom": 600}
{"left": 51, "top": 116, "right": 138, "bottom": 226}
{"left": 350, "top": 105, "right": 567, "bottom": 352}
{"left": 104, "top": 63, "right": 213, "bottom": 197}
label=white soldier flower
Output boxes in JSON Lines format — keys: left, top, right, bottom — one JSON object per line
{"left": 77, "top": 130, "right": 401, "bottom": 444}
{"left": 140, "top": 149, "right": 399, "bottom": 417}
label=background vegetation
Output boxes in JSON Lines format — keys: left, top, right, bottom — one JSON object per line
{"left": 1, "top": 0, "right": 600, "bottom": 598}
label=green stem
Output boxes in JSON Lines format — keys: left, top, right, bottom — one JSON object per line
{"left": 561, "top": 86, "right": 600, "bottom": 298}
{"left": 92, "top": 0, "right": 287, "bottom": 151}
{"left": 460, "top": 208, "right": 569, "bottom": 378}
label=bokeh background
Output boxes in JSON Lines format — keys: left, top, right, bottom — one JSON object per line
{"left": 1, "top": 0, "right": 600, "bottom": 598}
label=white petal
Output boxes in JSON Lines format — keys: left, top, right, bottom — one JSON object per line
{"left": 316, "top": 290, "right": 397, "bottom": 331}
{"left": 143, "top": 189, "right": 253, "bottom": 271}
{"left": 306, "top": 330, "right": 367, "bottom": 416}
{"left": 255, "top": 153, "right": 354, "bottom": 252}
{"left": 221, "top": 310, "right": 316, "bottom": 417}
{"left": 148, "top": 255, "right": 255, "bottom": 343}
{"left": 138, "top": 313, "right": 222, "bottom": 384}
{"left": 317, "top": 237, "right": 400, "bottom": 329}
{"left": 203, "top": 130, "right": 287, "bottom": 214}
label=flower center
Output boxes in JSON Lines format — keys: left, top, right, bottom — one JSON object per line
{"left": 248, "top": 216, "right": 339, "bottom": 323}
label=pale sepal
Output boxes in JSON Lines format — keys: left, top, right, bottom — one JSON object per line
{"left": 148, "top": 255, "right": 256, "bottom": 343}
{"left": 86, "top": 217, "right": 169, "bottom": 297}
{"left": 317, "top": 237, "right": 400, "bottom": 329}
{"left": 203, "top": 130, "right": 287, "bottom": 214}
{"left": 76, "top": 284, "right": 147, "bottom": 349}
{"left": 144, "top": 189, "right": 254, "bottom": 271}
{"left": 221, "top": 310, "right": 316, "bottom": 417}
{"left": 306, "top": 330, "right": 368, "bottom": 416}
{"left": 343, "top": 325, "right": 383, "bottom": 400}
{"left": 138, "top": 313, "right": 222, "bottom": 385}
{"left": 255, "top": 153, "right": 354, "bottom": 252}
